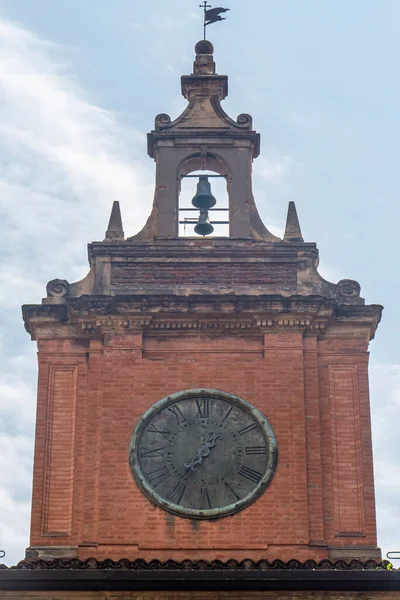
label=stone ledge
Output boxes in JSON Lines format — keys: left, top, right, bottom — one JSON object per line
{"left": 0, "top": 558, "right": 398, "bottom": 593}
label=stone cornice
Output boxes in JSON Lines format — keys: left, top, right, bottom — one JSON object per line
{"left": 22, "top": 295, "right": 382, "bottom": 341}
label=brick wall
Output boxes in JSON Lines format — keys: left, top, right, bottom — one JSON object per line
{"left": 110, "top": 262, "right": 297, "bottom": 291}
{"left": 318, "top": 334, "right": 377, "bottom": 551}
{"left": 28, "top": 321, "right": 377, "bottom": 562}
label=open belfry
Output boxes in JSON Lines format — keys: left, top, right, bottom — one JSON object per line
{"left": 1, "top": 38, "right": 399, "bottom": 599}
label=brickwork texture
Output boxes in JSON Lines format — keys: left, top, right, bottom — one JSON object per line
{"left": 28, "top": 320, "right": 378, "bottom": 562}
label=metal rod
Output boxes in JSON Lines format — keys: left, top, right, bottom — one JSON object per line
{"left": 179, "top": 221, "right": 229, "bottom": 225}
{"left": 179, "top": 208, "right": 228, "bottom": 212}
{"left": 180, "top": 174, "right": 227, "bottom": 178}
{"left": 199, "top": 1, "right": 211, "bottom": 39}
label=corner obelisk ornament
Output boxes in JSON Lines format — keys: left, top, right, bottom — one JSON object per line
{"left": 129, "top": 390, "right": 278, "bottom": 519}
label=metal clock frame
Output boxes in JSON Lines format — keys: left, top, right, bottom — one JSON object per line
{"left": 129, "top": 389, "right": 278, "bottom": 519}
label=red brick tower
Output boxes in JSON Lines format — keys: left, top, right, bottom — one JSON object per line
{"left": 23, "top": 40, "right": 382, "bottom": 564}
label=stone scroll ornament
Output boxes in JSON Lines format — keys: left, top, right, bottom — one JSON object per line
{"left": 236, "top": 113, "right": 253, "bottom": 128}
{"left": 129, "top": 389, "right": 278, "bottom": 519}
{"left": 46, "top": 279, "right": 70, "bottom": 299}
{"left": 154, "top": 113, "right": 171, "bottom": 130}
{"left": 336, "top": 279, "right": 361, "bottom": 300}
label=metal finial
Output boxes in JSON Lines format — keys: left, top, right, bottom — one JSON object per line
{"left": 199, "top": 1, "right": 212, "bottom": 40}
{"left": 199, "top": 3, "right": 230, "bottom": 40}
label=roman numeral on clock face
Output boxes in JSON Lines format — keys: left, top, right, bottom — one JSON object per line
{"left": 237, "top": 422, "right": 257, "bottom": 436}
{"left": 167, "top": 481, "right": 186, "bottom": 504}
{"left": 147, "top": 466, "right": 171, "bottom": 487}
{"left": 222, "top": 405, "right": 233, "bottom": 422}
{"left": 140, "top": 446, "right": 164, "bottom": 458}
{"left": 147, "top": 423, "right": 171, "bottom": 440}
{"left": 167, "top": 404, "right": 186, "bottom": 424}
{"left": 239, "top": 465, "right": 262, "bottom": 484}
{"left": 245, "top": 446, "right": 267, "bottom": 455}
{"left": 224, "top": 481, "right": 240, "bottom": 502}
{"left": 195, "top": 398, "right": 209, "bottom": 418}
{"left": 200, "top": 487, "right": 212, "bottom": 509}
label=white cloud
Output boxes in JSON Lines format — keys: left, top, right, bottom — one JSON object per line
{"left": 252, "top": 151, "right": 299, "bottom": 240}
{"left": 0, "top": 18, "right": 154, "bottom": 293}
{"left": 316, "top": 263, "right": 345, "bottom": 284}
{"left": 255, "top": 154, "right": 296, "bottom": 183}
{"left": 0, "top": 17, "right": 153, "bottom": 566}
{"left": 0, "top": 434, "right": 33, "bottom": 565}
{"left": 370, "top": 359, "right": 400, "bottom": 561}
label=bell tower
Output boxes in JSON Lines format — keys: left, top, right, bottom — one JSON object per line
{"left": 135, "top": 39, "right": 277, "bottom": 242}
{"left": 22, "top": 41, "right": 382, "bottom": 564}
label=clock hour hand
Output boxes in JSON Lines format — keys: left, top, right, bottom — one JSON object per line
{"left": 184, "top": 431, "right": 222, "bottom": 472}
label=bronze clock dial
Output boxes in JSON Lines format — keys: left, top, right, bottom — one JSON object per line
{"left": 129, "top": 389, "right": 278, "bottom": 519}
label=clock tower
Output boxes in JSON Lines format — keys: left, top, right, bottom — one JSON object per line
{"left": 22, "top": 40, "right": 382, "bottom": 565}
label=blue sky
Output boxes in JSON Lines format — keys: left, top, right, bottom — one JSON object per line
{"left": 0, "top": 0, "right": 399, "bottom": 566}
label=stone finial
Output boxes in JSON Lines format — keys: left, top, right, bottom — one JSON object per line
{"left": 181, "top": 41, "right": 227, "bottom": 101}
{"left": 105, "top": 201, "right": 124, "bottom": 241}
{"left": 283, "top": 201, "right": 304, "bottom": 242}
{"left": 193, "top": 40, "right": 216, "bottom": 75}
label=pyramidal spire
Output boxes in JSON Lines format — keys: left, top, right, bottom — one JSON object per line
{"left": 283, "top": 201, "right": 304, "bottom": 242}
{"left": 105, "top": 201, "right": 124, "bottom": 240}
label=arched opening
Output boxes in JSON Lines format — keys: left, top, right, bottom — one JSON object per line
{"left": 177, "top": 153, "right": 230, "bottom": 237}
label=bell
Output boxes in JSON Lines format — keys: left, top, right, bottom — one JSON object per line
{"left": 194, "top": 208, "right": 214, "bottom": 236}
{"left": 191, "top": 176, "right": 216, "bottom": 210}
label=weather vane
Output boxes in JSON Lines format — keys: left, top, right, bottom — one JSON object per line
{"left": 199, "top": 2, "right": 230, "bottom": 40}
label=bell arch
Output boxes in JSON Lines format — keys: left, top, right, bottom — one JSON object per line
{"left": 177, "top": 153, "right": 230, "bottom": 237}
{"left": 177, "top": 152, "right": 231, "bottom": 178}
{"left": 150, "top": 142, "right": 254, "bottom": 239}
{"left": 176, "top": 149, "right": 251, "bottom": 238}
{"left": 129, "top": 40, "right": 279, "bottom": 242}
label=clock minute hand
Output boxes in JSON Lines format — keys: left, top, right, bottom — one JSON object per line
{"left": 184, "top": 432, "right": 222, "bottom": 472}
{"left": 184, "top": 439, "right": 212, "bottom": 472}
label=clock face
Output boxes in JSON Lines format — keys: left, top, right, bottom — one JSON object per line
{"left": 129, "top": 389, "right": 278, "bottom": 519}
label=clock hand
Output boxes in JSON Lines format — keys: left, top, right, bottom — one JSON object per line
{"left": 184, "top": 442, "right": 210, "bottom": 472}
{"left": 184, "top": 431, "right": 223, "bottom": 472}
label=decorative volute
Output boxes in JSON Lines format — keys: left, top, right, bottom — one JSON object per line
{"left": 130, "top": 41, "right": 279, "bottom": 241}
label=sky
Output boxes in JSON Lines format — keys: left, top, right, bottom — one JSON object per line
{"left": 0, "top": 0, "right": 399, "bottom": 566}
